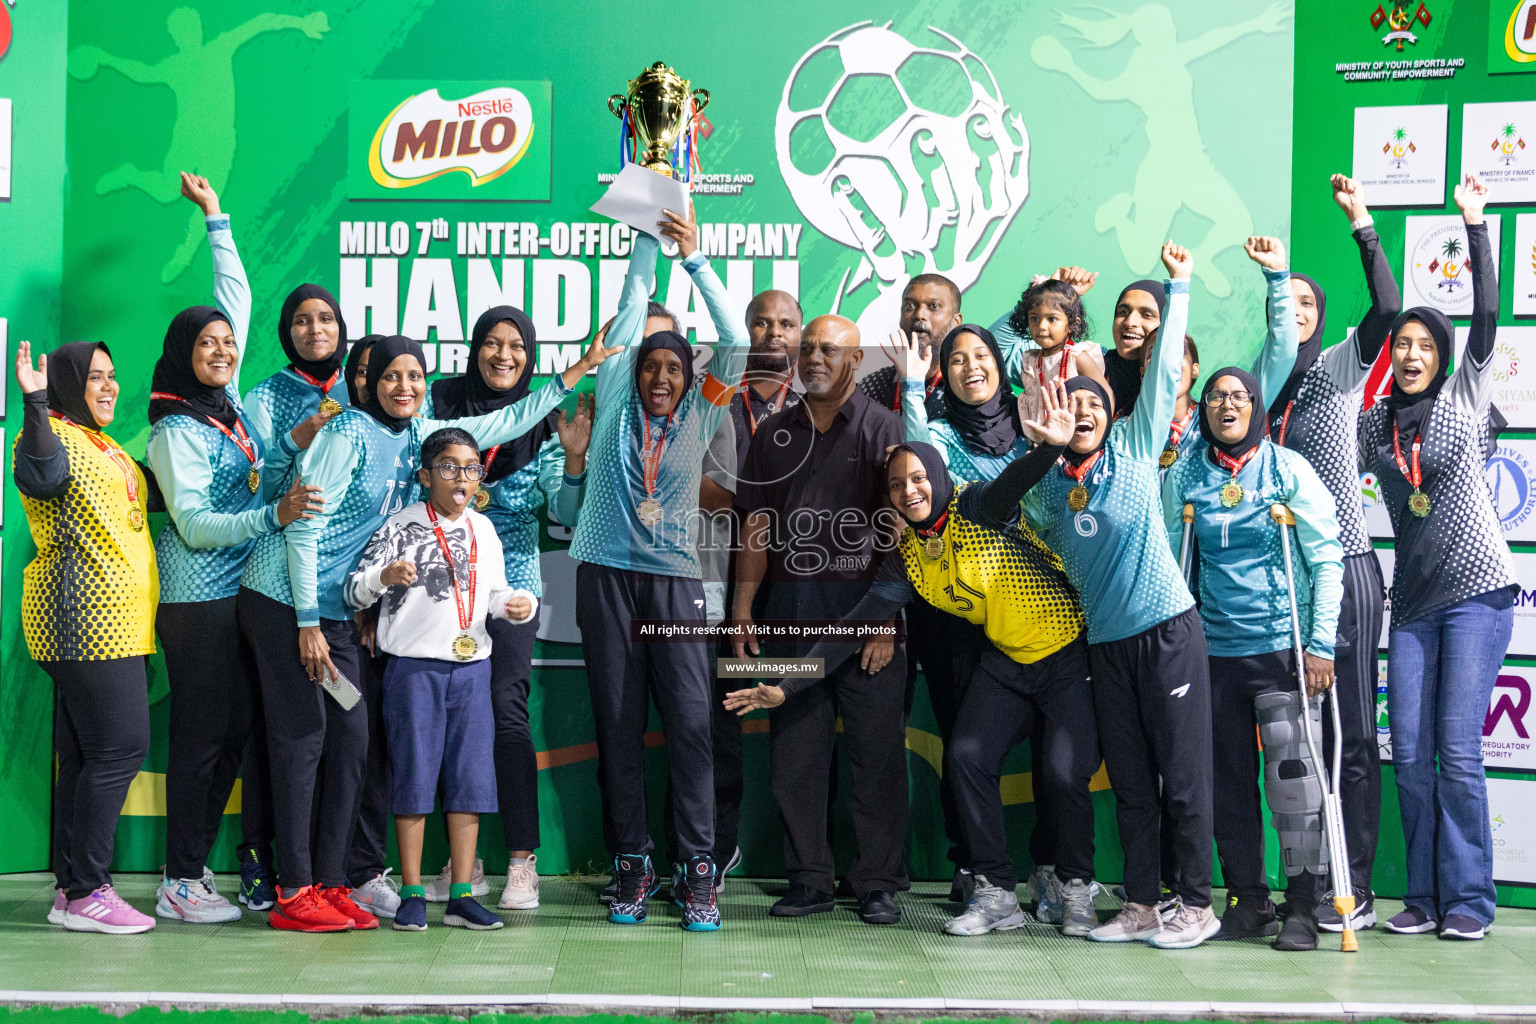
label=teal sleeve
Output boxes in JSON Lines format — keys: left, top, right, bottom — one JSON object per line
{"left": 1249, "top": 268, "right": 1298, "bottom": 411}
{"left": 1284, "top": 456, "right": 1345, "bottom": 657}
{"left": 1161, "top": 459, "right": 1188, "bottom": 564}
{"left": 426, "top": 376, "right": 572, "bottom": 448}
{"left": 285, "top": 428, "right": 361, "bottom": 627}
{"left": 147, "top": 423, "right": 280, "bottom": 549}
{"left": 207, "top": 215, "right": 252, "bottom": 402}
{"left": 1123, "top": 279, "right": 1188, "bottom": 461}
{"left": 244, "top": 388, "right": 295, "bottom": 497}
{"left": 988, "top": 308, "right": 1031, "bottom": 385}
{"left": 902, "top": 378, "right": 934, "bottom": 445}
{"left": 537, "top": 436, "right": 586, "bottom": 527}
{"left": 687, "top": 250, "right": 749, "bottom": 385}
{"left": 594, "top": 233, "right": 660, "bottom": 416}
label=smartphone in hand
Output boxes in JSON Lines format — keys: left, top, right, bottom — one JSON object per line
{"left": 318, "top": 666, "right": 362, "bottom": 710}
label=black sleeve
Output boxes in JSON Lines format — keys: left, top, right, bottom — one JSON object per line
{"left": 138, "top": 461, "right": 167, "bottom": 514}
{"left": 778, "top": 551, "right": 916, "bottom": 698}
{"left": 1464, "top": 221, "right": 1498, "bottom": 369}
{"left": 1351, "top": 225, "right": 1402, "bottom": 366}
{"left": 963, "top": 441, "right": 1065, "bottom": 530}
{"left": 13, "top": 391, "right": 71, "bottom": 500}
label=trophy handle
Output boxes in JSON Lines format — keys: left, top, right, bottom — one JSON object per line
{"left": 607, "top": 94, "right": 627, "bottom": 118}
{"left": 691, "top": 89, "right": 710, "bottom": 113}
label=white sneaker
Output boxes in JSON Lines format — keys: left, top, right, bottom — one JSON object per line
{"left": 1089, "top": 902, "right": 1163, "bottom": 943}
{"left": 155, "top": 873, "right": 241, "bottom": 923}
{"left": 1028, "top": 865, "right": 1063, "bottom": 924}
{"left": 352, "top": 869, "right": 401, "bottom": 920}
{"left": 943, "top": 876, "right": 1029, "bottom": 935}
{"left": 48, "top": 889, "right": 67, "bottom": 926}
{"left": 1060, "top": 878, "right": 1099, "bottom": 937}
{"left": 425, "top": 857, "right": 489, "bottom": 902}
{"left": 500, "top": 855, "right": 540, "bottom": 909}
{"left": 1149, "top": 902, "right": 1220, "bottom": 949}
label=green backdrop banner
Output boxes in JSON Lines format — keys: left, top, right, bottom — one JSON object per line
{"left": 4, "top": 1, "right": 1299, "bottom": 882}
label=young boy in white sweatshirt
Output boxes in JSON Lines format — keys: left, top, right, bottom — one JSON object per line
{"left": 346, "top": 427, "right": 536, "bottom": 932}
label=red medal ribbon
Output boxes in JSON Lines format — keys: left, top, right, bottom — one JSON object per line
{"left": 1059, "top": 448, "right": 1103, "bottom": 486}
{"left": 425, "top": 503, "right": 478, "bottom": 633}
{"left": 149, "top": 392, "right": 256, "bottom": 467}
{"left": 1167, "top": 407, "right": 1196, "bottom": 448}
{"left": 49, "top": 411, "right": 140, "bottom": 508}
{"left": 917, "top": 510, "right": 949, "bottom": 541}
{"left": 892, "top": 373, "right": 942, "bottom": 413}
{"left": 1036, "top": 342, "right": 1075, "bottom": 389}
{"left": 1210, "top": 444, "right": 1261, "bottom": 482}
{"left": 1271, "top": 400, "right": 1295, "bottom": 446}
{"left": 1391, "top": 421, "right": 1423, "bottom": 490}
{"left": 640, "top": 409, "right": 674, "bottom": 498}
{"left": 739, "top": 377, "right": 792, "bottom": 436}
{"left": 482, "top": 444, "right": 501, "bottom": 471}
{"left": 291, "top": 367, "right": 340, "bottom": 396}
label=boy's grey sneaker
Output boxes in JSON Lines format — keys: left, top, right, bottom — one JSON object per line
{"left": 1028, "top": 865, "right": 1062, "bottom": 924}
{"left": 714, "top": 846, "right": 741, "bottom": 895}
{"left": 1089, "top": 901, "right": 1163, "bottom": 943}
{"left": 1150, "top": 903, "right": 1220, "bottom": 949}
{"left": 392, "top": 895, "right": 427, "bottom": 932}
{"left": 943, "top": 876, "right": 1028, "bottom": 935}
{"left": 444, "top": 895, "right": 503, "bottom": 931}
{"left": 426, "top": 857, "right": 488, "bottom": 902}
{"left": 1317, "top": 888, "right": 1375, "bottom": 932}
{"left": 1060, "top": 878, "right": 1098, "bottom": 937}
{"left": 351, "top": 870, "right": 400, "bottom": 920}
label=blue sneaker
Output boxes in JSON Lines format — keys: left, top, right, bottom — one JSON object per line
{"left": 238, "top": 846, "right": 275, "bottom": 912}
{"left": 444, "top": 895, "right": 503, "bottom": 931}
{"left": 392, "top": 895, "right": 427, "bottom": 932}
{"left": 678, "top": 854, "right": 721, "bottom": 932}
{"left": 608, "top": 854, "right": 655, "bottom": 924}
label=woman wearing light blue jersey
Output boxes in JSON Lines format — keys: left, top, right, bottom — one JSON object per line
{"left": 144, "top": 176, "right": 325, "bottom": 925}
{"left": 1163, "top": 365, "right": 1343, "bottom": 953}
{"left": 237, "top": 330, "right": 615, "bottom": 933}
{"left": 1020, "top": 241, "right": 1219, "bottom": 950}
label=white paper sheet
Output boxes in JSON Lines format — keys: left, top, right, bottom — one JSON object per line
{"left": 591, "top": 163, "right": 689, "bottom": 253}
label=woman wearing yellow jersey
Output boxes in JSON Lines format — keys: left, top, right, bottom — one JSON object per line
{"left": 726, "top": 384, "right": 1094, "bottom": 937}
{"left": 12, "top": 340, "right": 159, "bottom": 935}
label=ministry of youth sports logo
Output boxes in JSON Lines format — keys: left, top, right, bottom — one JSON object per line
{"left": 1487, "top": 445, "right": 1536, "bottom": 534}
{"left": 774, "top": 22, "right": 1029, "bottom": 338}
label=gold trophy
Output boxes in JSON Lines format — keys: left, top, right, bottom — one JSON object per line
{"left": 608, "top": 62, "right": 710, "bottom": 179}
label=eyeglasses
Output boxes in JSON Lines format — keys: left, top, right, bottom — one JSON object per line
{"left": 430, "top": 463, "right": 485, "bottom": 481}
{"left": 1204, "top": 390, "right": 1253, "bottom": 409}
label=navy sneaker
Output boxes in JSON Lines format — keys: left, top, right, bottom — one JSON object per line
{"left": 392, "top": 895, "right": 427, "bottom": 932}
{"left": 238, "top": 846, "right": 275, "bottom": 911}
{"left": 679, "top": 855, "right": 721, "bottom": 931}
{"left": 444, "top": 895, "right": 503, "bottom": 931}
{"left": 608, "top": 854, "right": 656, "bottom": 924}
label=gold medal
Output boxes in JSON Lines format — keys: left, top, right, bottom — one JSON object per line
{"left": 1219, "top": 481, "right": 1244, "bottom": 508}
{"left": 318, "top": 397, "right": 343, "bottom": 417}
{"left": 923, "top": 535, "right": 944, "bottom": 559}
{"left": 128, "top": 507, "right": 145, "bottom": 531}
{"left": 1408, "top": 488, "right": 1431, "bottom": 518}
{"left": 248, "top": 469, "right": 261, "bottom": 494}
{"left": 473, "top": 489, "right": 490, "bottom": 511}
{"left": 1067, "top": 485, "right": 1089, "bottom": 512}
{"left": 452, "top": 632, "right": 478, "bottom": 661}
{"left": 1159, "top": 447, "right": 1178, "bottom": 469}
{"left": 637, "top": 497, "right": 665, "bottom": 526}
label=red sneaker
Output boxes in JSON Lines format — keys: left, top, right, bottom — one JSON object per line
{"left": 320, "top": 886, "right": 380, "bottom": 930}
{"left": 269, "top": 885, "right": 354, "bottom": 932}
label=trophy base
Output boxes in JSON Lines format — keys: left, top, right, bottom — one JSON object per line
{"left": 639, "top": 161, "right": 676, "bottom": 178}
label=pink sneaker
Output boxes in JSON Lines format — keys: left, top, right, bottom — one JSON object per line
{"left": 64, "top": 884, "right": 156, "bottom": 934}
{"left": 48, "top": 889, "right": 66, "bottom": 926}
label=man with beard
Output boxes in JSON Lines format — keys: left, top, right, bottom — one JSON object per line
{"left": 858, "top": 275, "right": 963, "bottom": 417}
{"left": 733, "top": 314, "right": 908, "bottom": 925}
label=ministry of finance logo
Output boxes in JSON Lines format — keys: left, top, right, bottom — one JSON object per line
{"left": 1491, "top": 122, "right": 1528, "bottom": 167}
{"left": 1371, "top": 1, "right": 1432, "bottom": 51}
{"left": 775, "top": 23, "right": 1028, "bottom": 338}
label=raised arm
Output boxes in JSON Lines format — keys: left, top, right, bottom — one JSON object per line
{"left": 660, "top": 204, "right": 748, "bottom": 388}
{"left": 1449, "top": 174, "right": 1498, "bottom": 414}
{"left": 13, "top": 348, "right": 70, "bottom": 500}
{"left": 1245, "top": 236, "right": 1298, "bottom": 407}
{"left": 1124, "top": 243, "right": 1192, "bottom": 461}
{"left": 594, "top": 233, "right": 662, "bottom": 410}
{"left": 180, "top": 173, "right": 251, "bottom": 398}
{"left": 886, "top": 329, "right": 937, "bottom": 445}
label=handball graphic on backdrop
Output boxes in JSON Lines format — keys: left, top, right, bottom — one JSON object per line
{"left": 2, "top": 0, "right": 1293, "bottom": 876}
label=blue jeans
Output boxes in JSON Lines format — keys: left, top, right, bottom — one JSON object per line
{"left": 1387, "top": 589, "right": 1514, "bottom": 926}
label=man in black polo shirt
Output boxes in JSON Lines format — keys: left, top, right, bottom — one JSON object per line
{"left": 733, "top": 313, "right": 907, "bottom": 925}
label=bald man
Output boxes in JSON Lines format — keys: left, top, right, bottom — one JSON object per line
{"left": 733, "top": 314, "right": 909, "bottom": 924}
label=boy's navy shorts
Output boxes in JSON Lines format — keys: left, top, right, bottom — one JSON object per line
{"left": 382, "top": 655, "right": 497, "bottom": 815}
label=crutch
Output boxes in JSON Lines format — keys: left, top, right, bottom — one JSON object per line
{"left": 1179, "top": 503, "right": 1195, "bottom": 587}
{"left": 1270, "top": 503, "right": 1357, "bottom": 953}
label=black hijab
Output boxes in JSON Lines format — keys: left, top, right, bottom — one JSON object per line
{"left": 278, "top": 283, "right": 348, "bottom": 380}
{"left": 938, "top": 324, "right": 1022, "bottom": 457}
{"left": 888, "top": 441, "right": 954, "bottom": 532}
{"left": 344, "top": 334, "right": 383, "bottom": 408}
{"left": 1199, "top": 366, "right": 1267, "bottom": 459}
{"left": 148, "top": 305, "right": 237, "bottom": 427}
{"left": 635, "top": 329, "right": 695, "bottom": 400}
{"left": 47, "top": 340, "right": 113, "bottom": 430}
{"left": 431, "top": 306, "right": 557, "bottom": 483}
{"left": 1383, "top": 308, "right": 1452, "bottom": 443}
{"left": 362, "top": 335, "right": 427, "bottom": 434}
{"left": 1061, "top": 375, "right": 1113, "bottom": 466}
{"left": 1268, "top": 272, "right": 1325, "bottom": 422}
{"left": 1106, "top": 280, "right": 1167, "bottom": 414}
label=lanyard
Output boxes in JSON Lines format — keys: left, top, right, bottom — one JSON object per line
{"left": 1167, "top": 407, "right": 1196, "bottom": 448}
{"left": 892, "top": 374, "right": 941, "bottom": 413}
{"left": 640, "top": 408, "right": 674, "bottom": 497}
{"left": 291, "top": 367, "right": 340, "bottom": 396}
{"left": 49, "top": 411, "right": 140, "bottom": 508}
{"left": 917, "top": 510, "right": 949, "bottom": 541}
{"left": 1211, "top": 445, "right": 1260, "bottom": 481}
{"left": 1391, "top": 421, "right": 1423, "bottom": 490}
{"left": 481, "top": 444, "right": 501, "bottom": 471}
{"left": 1036, "top": 343, "right": 1074, "bottom": 388}
{"left": 149, "top": 392, "right": 256, "bottom": 466}
{"left": 1060, "top": 448, "right": 1103, "bottom": 486}
{"left": 425, "top": 503, "right": 478, "bottom": 632}
{"left": 1271, "top": 400, "right": 1295, "bottom": 446}
{"left": 740, "top": 377, "right": 791, "bottom": 435}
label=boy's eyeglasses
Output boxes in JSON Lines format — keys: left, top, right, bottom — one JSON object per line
{"left": 1204, "top": 390, "right": 1253, "bottom": 409}
{"left": 429, "top": 463, "right": 485, "bottom": 481}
